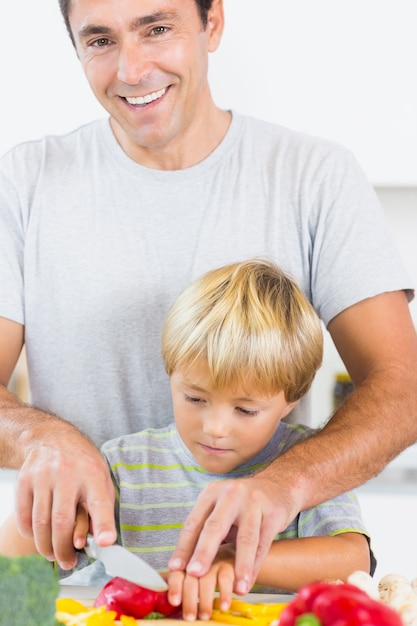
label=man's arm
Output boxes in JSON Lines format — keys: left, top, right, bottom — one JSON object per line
{"left": 0, "top": 316, "right": 117, "bottom": 568}
{"left": 169, "top": 290, "right": 417, "bottom": 593}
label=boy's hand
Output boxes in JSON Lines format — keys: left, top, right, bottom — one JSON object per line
{"left": 73, "top": 501, "right": 90, "bottom": 550}
{"left": 167, "top": 544, "right": 236, "bottom": 621}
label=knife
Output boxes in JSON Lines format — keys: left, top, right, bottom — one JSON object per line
{"left": 84, "top": 535, "right": 168, "bottom": 592}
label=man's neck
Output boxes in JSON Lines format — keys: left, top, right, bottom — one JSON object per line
{"left": 110, "top": 107, "right": 232, "bottom": 171}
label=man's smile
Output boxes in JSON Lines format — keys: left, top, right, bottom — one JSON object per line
{"left": 124, "top": 87, "right": 168, "bottom": 106}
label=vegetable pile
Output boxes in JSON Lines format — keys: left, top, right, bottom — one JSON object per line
{"left": 60, "top": 576, "right": 289, "bottom": 624}
{"left": 279, "top": 579, "right": 403, "bottom": 626}
{"left": 0, "top": 553, "right": 60, "bottom": 626}
{"left": 57, "top": 569, "right": 417, "bottom": 624}
{"left": 56, "top": 598, "right": 137, "bottom": 625}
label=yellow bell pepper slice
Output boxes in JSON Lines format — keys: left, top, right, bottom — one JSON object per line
{"left": 85, "top": 609, "right": 118, "bottom": 625}
{"left": 56, "top": 605, "right": 117, "bottom": 626}
{"left": 211, "top": 598, "right": 288, "bottom": 625}
{"left": 120, "top": 616, "right": 138, "bottom": 626}
{"left": 56, "top": 598, "right": 89, "bottom": 614}
{"left": 211, "top": 610, "right": 270, "bottom": 625}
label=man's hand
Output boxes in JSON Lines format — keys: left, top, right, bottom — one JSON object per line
{"left": 15, "top": 427, "right": 116, "bottom": 569}
{"left": 169, "top": 475, "right": 299, "bottom": 595}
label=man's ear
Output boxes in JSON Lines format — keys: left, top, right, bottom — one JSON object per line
{"left": 206, "top": 0, "right": 225, "bottom": 53}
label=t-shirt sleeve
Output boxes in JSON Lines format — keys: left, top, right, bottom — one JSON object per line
{"left": 306, "top": 146, "right": 413, "bottom": 326}
{"left": 0, "top": 152, "right": 27, "bottom": 325}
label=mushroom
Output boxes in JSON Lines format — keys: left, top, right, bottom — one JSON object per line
{"left": 378, "top": 574, "right": 417, "bottom": 626}
{"left": 378, "top": 573, "right": 413, "bottom": 603}
{"left": 347, "top": 570, "right": 379, "bottom": 599}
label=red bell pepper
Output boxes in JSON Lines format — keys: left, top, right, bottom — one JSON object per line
{"left": 280, "top": 582, "right": 368, "bottom": 626}
{"left": 94, "top": 576, "right": 177, "bottom": 619}
{"left": 312, "top": 584, "right": 403, "bottom": 626}
{"left": 279, "top": 581, "right": 403, "bottom": 626}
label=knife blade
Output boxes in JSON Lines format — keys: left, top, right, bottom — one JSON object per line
{"left": 84, "top": 535, "right": 168, "bottom": 592}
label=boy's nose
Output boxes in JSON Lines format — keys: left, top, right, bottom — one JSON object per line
{"left": 202, "top": 412, "right": 230, "bottom": 438}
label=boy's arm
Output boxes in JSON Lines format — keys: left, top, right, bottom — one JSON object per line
{"left": 0, "top": 512, "right": 38, "bottom": 556}
{"left": 0, "top": 503, "right": 90, "bottom": 559}
{"left": 256, "top": 533, "right": 370, "bottom": 591}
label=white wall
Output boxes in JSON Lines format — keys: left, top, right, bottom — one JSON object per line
{"left": 0, "top": 0, "right": 104, "bottom": 154}
{"left": 210, "top": 1, "right": 417, "bottom": 186}
{"left": 1, "top": 1, "right": 417, "bottom": 185}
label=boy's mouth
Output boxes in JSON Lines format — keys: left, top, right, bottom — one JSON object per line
{"left": 200, "top": 442, "right": 230, "bottom": 455}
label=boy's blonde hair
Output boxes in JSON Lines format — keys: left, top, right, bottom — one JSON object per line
{"left": 162, "top": 259, "right": 323, "bottom": 402}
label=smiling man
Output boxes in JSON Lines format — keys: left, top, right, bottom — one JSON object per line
{"left": 70, "top": 0, "right": 230, "bottom": 168}
{"left": 0, "top": 0, "right": 416, "bottom": 612}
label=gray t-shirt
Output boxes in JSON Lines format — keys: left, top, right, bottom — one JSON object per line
{"left": 0, "top": 112, "right": 412, "bottom": 446}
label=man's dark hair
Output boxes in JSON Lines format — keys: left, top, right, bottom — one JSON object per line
{"left": 58, "top": 0, "right": 214, "bottom": 45}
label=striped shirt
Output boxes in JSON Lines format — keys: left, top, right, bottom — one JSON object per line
{"left": 102, "top": 421, "right": 372, "bottom": 575}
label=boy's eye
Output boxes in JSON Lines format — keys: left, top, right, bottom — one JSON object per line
{"left": 184, "top": 394, "right": 204, "bottom": 404}
{"left": 237, "top": 407, "right": 259, "bottom": 417}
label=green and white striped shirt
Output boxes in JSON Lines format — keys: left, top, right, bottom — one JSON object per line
{"left": 102, "top": 421, "right": 373, "bottom": 575}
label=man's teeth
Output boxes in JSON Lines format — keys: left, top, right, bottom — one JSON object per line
{"left": 125, "top": 88, "right": 167, "bottom": 106}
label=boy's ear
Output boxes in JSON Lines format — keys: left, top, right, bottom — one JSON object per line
{"left": 282, "top": 400, "right": 299, "bottom": 419}
{"left": 207, "top": 0, "right": 225, "bottom": 53}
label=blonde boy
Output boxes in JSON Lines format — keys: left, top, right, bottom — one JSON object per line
{"left": 0, "top": 259, "right": 373, "bottom": 621}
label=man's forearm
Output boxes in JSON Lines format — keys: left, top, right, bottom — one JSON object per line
{"left": 258, "top": 365, "right": 417, "bottom": 510}
{"left": 0, "top": 384, "right": 81, "bottom": 468}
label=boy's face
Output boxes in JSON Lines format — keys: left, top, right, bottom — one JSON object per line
{"left": 170, "top": 363, "right": 297, "bottom": 474}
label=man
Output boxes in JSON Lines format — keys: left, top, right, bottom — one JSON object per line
{"left": 0, "top": 0, "right": 416, "bottom": 599}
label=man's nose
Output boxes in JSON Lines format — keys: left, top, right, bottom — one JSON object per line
{"left": 117, "top": 40, "right": 152, "bottom": 85}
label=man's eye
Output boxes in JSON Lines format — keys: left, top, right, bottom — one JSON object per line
{"left": 150, "top": 25, "right": 168, "bottom": 36}
{"left": 92, "top": 38, "right": 110, "bottom": 47}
